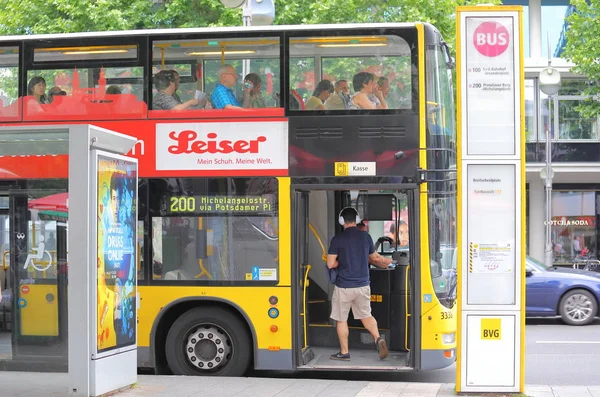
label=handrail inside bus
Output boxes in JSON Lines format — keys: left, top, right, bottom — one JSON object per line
{"left": 302, "top": 223, "right": 327, "bottom": 351}
{"left": 308, "top": 223, "right": 327, "bottom": 262}
{"left": 194, "top": 217, "right": 213, "bottom": 280}
{"left": 405, "top": 264, "right": 411, "bottom": 352}
{"left": 2, "top": 250, "right": 8, "bottom": 271}
{"left": 301, "top": 264, "right": 311, "bottom": 350}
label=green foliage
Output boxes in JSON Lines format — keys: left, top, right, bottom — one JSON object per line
{"left": 0, "top": 0, "right": 153, "bottom": 34}
{"left": 562, "top": 0, "right": 600, "bottom": 118}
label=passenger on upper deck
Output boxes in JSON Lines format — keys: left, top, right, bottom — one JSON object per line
{"left": 48, "top": 86, "right": 66, "bottom": 103}
{"left": 377, "top": 77, "right": 390, "bottom": 100}
{"left": 152, "top": 70, "right": 200, "bottom": 110}
{"left": 305, "top": 80, "right": 334, "bottom": 110}
{"left": 28, "top": 77, "right": 50, "bottom": 105}
{"left": 238, "top": 73, "right": 266, "bottom": 109}
{"left": 106, "top": 85, "right": 122, "bottom": 95}
{"left": 210, "top": 64, "right": 243, "bottom": 110}
{"left": 351, "top": 72, "right": 388, "bottom": 110}
{"left": 324, "top": 79, "right": 352, "bottom": 110}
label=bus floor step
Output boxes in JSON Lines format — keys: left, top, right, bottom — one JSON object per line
{"left": 297, "top": 346, "right": 411, "bottom": 371}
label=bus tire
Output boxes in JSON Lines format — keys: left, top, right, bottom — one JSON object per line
{"left": 165, "top": 306, "right": 252, "bottom": 376}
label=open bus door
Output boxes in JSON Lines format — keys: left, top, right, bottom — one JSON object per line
{"left": 5, "top": 189, "right": 68, "bottom": 370}
{"left": 295, "top": 186, "right": 418, "bottom": 371}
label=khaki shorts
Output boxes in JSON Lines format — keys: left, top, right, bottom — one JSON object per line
{"left": 330, "top": 285, "right": 372, "bottom": 322}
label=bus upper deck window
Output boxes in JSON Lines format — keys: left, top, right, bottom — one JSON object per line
{"left": 150, "top": 36, "right": 281, "bottom": 117}
{"left": 0, "top": 46, "right": 20, "bottom": 122}
{"left": 24, "top": 44, "right": 146, "bottom": 121}
{"left": 289, "top": 34, "right": 416, "bottom": 112}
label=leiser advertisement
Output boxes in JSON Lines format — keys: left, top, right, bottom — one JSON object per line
{"left": 96, "top": 154, "right": 138, "bottom": 354}
{"left": 155, "top": 121, "right": 288, "bottom": 174}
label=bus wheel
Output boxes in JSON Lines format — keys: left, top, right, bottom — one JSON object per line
{"left": 165, "top": 307, "right": 252, "bottom": 376}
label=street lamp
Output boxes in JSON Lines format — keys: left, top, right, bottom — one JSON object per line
{"left": 539, "top": 58, "right": 561, "bottom": 269}
{"left": 219, "top": 0, "right": 275, "bottom": 27}
{"left": 219, "top": 0, "right": 275, "bottom": 79}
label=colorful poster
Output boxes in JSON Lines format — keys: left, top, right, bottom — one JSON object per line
{"left": 96, "top": 154, "right": 137, "bottom": 354}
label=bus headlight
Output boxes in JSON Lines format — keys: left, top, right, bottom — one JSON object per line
{"left": 442, "top": 332, "right": 455, "bottom": 344}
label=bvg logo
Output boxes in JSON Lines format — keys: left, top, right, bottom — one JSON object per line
{"left": 481, "top": 318, "right": 501, "bottom": 340}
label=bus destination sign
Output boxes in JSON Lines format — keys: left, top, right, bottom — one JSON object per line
{"left": 168, "top": 194, "right": 275, "bottom": 214}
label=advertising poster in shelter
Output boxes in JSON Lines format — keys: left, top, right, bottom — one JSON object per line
{"left": 96, "top": 154, "right": 138, "bottom": 354}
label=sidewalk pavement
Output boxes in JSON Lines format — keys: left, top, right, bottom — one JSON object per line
{"left": 1, "top": 371, "right": 599, "bottom": 397}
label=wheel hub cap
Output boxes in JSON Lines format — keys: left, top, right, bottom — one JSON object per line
{"left": 186, "top": 325, "right": 231, "bottom": 370}
{"left": 565, "top": 294, "right": 593, "bottom": 322}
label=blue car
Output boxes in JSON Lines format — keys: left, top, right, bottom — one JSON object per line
{"left": 526, "top": 256, "right": 600, "bottom": 325}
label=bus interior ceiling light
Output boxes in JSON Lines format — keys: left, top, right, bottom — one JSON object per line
{"left": 62, "top": 50, "right": 129, "bottom": 55}
{"left": 185, "top": 50, "right": 256, "bottom": 56}
{"left": 317, "top": 43, "right": 388, "bottom": 48}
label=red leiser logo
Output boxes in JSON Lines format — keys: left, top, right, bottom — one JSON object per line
{"left": 168, "top": 130, "right": 267, "bottom": 155}
{"left": 473, "top": 21, "right": 509, "bottom": 57}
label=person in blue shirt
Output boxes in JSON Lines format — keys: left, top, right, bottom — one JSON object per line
{"left": 210, "top": 64, "right": 244, "bottom": 109}
{"left": 327, "top": 207, "right": 393, "bottom": 361}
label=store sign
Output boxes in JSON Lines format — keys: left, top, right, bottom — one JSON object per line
{"left": 546, "top": 216, "right": 596, "bottom": 227}
{"left": 465, "top": 17, "right": 518, "bottom": 156}
{"left": 155, "top": 122, "right": 288, "bottom": 172}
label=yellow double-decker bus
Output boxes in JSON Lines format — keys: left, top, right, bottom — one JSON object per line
{"left": 0, "top": 21, "right": 457, "bottom": 376}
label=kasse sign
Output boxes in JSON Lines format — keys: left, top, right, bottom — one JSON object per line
{"left": 156, "top": 121, "right": 288, "bottom": 174}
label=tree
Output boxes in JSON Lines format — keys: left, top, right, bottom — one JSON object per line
{"left": 562, "top": 0, "right": 600, "bottom": 118}
{"left": 0, "top": 0, "right": 154, "bottom": 34}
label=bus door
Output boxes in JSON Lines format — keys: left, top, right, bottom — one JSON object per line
{"left": 345, "top": 189, "right": 417, "bottom": 367}
{"left": 293, "top": 187, "right": 418, "bottom": 371}
{"left": 9, "top": 189, "right": 68, "bottom": 367}
{"left": 292, "top": 189, "right": 312, "bottom": 365}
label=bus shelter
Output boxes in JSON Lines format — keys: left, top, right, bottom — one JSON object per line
{"left": 0, "top": 124, "right": 138, "bottom": 396}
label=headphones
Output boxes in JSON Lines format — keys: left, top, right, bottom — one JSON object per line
{"left": 338, "top": 207, "right": 361, "bottom": 226}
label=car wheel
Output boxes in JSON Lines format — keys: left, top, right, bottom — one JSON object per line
{"left": 559, "top": 289, "right": 597, "bottom": 326}
{"left": 165, "top": 307, "right": 252, "bottom": 376}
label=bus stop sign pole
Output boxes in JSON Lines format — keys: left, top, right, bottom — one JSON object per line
{"left": 69, "top": 125, "right": 139, "bottom": 397}
{"left": 455, "top": 6, "right": 526, "bottom": 394}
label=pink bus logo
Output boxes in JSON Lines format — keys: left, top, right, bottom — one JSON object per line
{"left": 473, "top": 21, "right": 509, "bottom": 57}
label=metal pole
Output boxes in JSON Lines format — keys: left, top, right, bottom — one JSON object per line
{"left": 543, "top": 30, "right": 554, "bottom": 269}
{"left": 242, "top": 0, "right": 251, "bottom": 26}
{"left": 242, "top": 0, "right": 251, "bottom": 79}
{"left": 544, "top": 94, "right": 553, "bottom": 268}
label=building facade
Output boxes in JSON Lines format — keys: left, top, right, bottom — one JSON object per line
{"left": 503, "top": 0, "right": 600, "bottom": 266}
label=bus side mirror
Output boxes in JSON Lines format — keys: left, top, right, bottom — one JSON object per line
{"left": 526, "top": 269, "right": 533, "bottom": 277}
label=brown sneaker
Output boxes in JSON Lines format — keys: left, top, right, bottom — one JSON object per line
{"left": 376, "top": 337, "right": 388, "bottom": 360}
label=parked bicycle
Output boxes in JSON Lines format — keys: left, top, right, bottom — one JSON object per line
{"left": 572, "top": 258, "right": 600, "bottom": 272}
